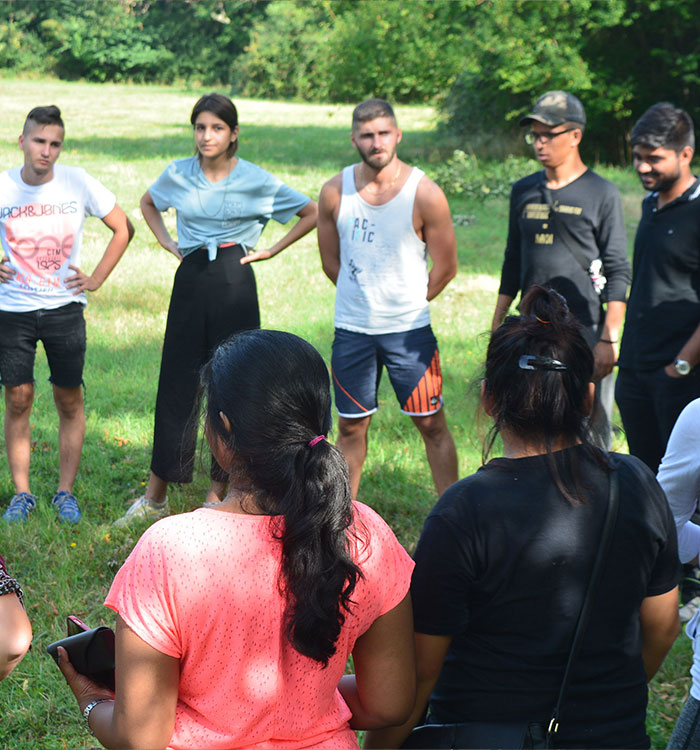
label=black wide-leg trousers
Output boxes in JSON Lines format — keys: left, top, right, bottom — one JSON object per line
{"left": 150, "top": 244, "right": 260, "bottom": 484}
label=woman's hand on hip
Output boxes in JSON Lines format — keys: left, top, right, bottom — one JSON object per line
{"left": 163, "top": 240, "right": 183, "bottom": 262}
{"left": 240, "top": 247, "right": 273, "bottom": 265}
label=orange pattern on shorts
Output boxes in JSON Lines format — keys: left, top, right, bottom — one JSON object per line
{"left": 403, "top": 349, "right": 442, "bottom": 414}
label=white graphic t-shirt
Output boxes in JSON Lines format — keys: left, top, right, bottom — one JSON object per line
{"left": 0, "top": 165, "right": 116, "bottom": 312}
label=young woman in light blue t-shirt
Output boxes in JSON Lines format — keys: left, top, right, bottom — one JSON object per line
{"left": 116, "top": 94, "right": 317, "bottom": 526}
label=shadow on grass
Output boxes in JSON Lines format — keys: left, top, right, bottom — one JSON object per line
{"left": 88, "top": 285, "right": 174, "bottom": 324}
{"left": 64, "top": 124, "right": 443, "bottom": 171}
{"left": 0, "top": 301, "right": 487, "bottom": 539}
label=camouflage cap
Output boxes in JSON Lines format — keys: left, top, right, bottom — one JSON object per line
{"left": 519, "top": 91, "right": 586, "bottom": 127}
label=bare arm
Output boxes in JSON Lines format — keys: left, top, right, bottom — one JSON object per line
{"left": 493, "top": 185, "right": 524, "bottom": 332}
{"left": 592, "top": 300, "right": 626, "bottom": 381}
{"left": 58, "top": 615, "right": 179, "bottom": 749}
{"left": 338, "top": 593, "right": 415, "bottom": 731}
{"left": 364, "top": 631, "right": 452, "bottom": 749}
{"left": 240, "top": 199, "right": 318, "bottom": 265}
{"left": 0, "top": 593, "right": 32, "bottom": 682}
{"left": 640, "top": 587, "right": 680, "bottom": 681}
{"left": 415, "top": 179, "right": 457, "bottom": 301}
{"left": 65, "top": 205, "right": 134, "bottom": 294}
{"left": 594, "top": 183, "right": 629, "bottom": 379}
{"left": 664, "top": 320, "right": 700, "bottom": 378}
{"left": 140, "top": 190, "right": 182, "bottom": 261}
{"left": 317, "top": 176, "right": 343, "bottom": 285}
{"left": 492, "top": 293, "right": 515, "bottom": 332}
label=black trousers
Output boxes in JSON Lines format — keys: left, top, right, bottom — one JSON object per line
{"left": 615, "top": 365, "right": 700, "bottom": 472}
{"left": 151, "top": 244, "right": 260, "bottom": 483}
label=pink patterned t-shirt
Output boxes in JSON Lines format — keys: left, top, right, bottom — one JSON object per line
{"left": 0, "top": 165, "right": 115, "bottom": 312}
{"left": 104, "top": 501, "right": 414, "bottom": 750}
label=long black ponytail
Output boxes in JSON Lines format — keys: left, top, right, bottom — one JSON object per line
{"left": 202, "top": 330, "right": 362, "bottom": 665}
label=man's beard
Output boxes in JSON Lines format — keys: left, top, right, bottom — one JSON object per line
{"left": 643, "top": 168, "right": 681, "bottom": 194}
{"left": 359, "top": 148, "right": 394, "bottom": 170}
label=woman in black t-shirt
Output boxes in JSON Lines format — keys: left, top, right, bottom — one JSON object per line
{"left": 366, "top": 286, "right": 681, "bottom": 750}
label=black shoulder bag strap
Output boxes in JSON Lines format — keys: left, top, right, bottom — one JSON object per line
{"left": 544, "top": 465, "right": 619, "bottom": 747}
{"left": 539, "top": 180, "right": 593, "bottom": 276}
{"left": 540, "top": 177, "right": 608, "bottom": 283}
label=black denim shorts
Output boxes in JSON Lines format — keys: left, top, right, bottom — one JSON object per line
{"left": 0, "top": 302, "right": 86, "bottom": 388}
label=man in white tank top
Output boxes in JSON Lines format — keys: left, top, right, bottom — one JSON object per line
{"left": 318, "top": 99, "right": 458, "bottom": 499}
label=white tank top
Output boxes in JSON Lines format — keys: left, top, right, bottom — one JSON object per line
{"left": 334, "top": 165, "right": 430, "bottom": 334}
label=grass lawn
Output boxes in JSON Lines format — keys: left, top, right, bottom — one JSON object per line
{"left": 0, "top": 78, "right": 689, "bottom": 748}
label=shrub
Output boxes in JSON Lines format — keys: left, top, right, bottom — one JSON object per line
{"left": 236, "top": 1, "right": 329, "bottom": 99}
{"left": 431, "top": 151, "right": 532, "bottom": 200}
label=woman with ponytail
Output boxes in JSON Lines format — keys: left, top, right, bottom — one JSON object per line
{"left": 56, "top": 330, "right": 415, "bottom": 750}
{"left": 368, "top": 286, "right": 681, "bottom": 750}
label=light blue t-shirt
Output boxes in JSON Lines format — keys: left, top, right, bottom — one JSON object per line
{"left": 148, "top": 157, "right": 310, "bottom": 261}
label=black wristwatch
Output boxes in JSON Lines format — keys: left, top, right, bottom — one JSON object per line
{"left": 674, "top": 359, "right": 692, "bottom": 376}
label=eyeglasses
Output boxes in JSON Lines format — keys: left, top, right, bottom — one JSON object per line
{"left": 524, "top": 128, "right": 577, "bottom": 145}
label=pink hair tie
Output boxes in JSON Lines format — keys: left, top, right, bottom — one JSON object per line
{"left": 308, "top": 434, "right": 326, "bottom": 447}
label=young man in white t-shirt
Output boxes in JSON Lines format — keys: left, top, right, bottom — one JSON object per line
{"left": 0, "top": 105, "right": 133, "bottom": 523}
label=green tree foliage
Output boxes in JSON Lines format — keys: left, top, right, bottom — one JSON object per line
{"left": 582, "top": 0, "right": 700, "bottom": 160}
{"left": 37, "top": 0, "right": 171, "bottom": 82}
{"left": 0, "top": 0, "right": 267, "bottom": 83}
{"left": 237, "top": 0, "right": 466, "bottom": 103}
{"left": 0, "top": 0, "right": 57, "bottom": 72}
{"left": 440, "top": 0, "right": 700, "bottom": 162}
{"left": 318, "top": 0, "right": 465, "bottom": 103}
{"left": 235, "top": 1, "right": 330, "bottom": 99}
{"left": 239, "top": 0, "right": 700, "bottom": 162}
{"left": 136, "top": 0, "right": 267, "bottom": 85}
{"left": 1, "top": 0, "right": 699, "bottom": 164}
{"left": 441, "top": 1, "right": 625, "bottom": 155}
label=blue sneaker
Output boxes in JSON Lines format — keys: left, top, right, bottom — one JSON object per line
{"left": 3, "top": 492, "right": 37, "bottom": 522}
{"left": 51, "top": 491, "right": 82, "bottom": 523}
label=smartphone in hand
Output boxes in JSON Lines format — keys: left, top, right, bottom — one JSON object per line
{"left": 67, "top": 615, "right": 90, "bottom": 637}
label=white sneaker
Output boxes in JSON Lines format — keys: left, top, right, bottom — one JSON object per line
{"left": 680, "top": 595, "right": 700, "bottom": 623}
{"left": 114, "top": 495, "right": 170, "bottom": 527}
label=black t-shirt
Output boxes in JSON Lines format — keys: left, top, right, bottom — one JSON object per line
{"left": 411, "top": 448, "right": 680, "bottom": 749}
{"left": 619, "top": 179, "right": 700, "bottom": 370}
{"left": 499, "top": 169, "right": 630, "bottom": 334}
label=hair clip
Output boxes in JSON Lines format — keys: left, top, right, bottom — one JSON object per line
{"left": 536, "top": 316, "right": 550, "bottom": 324}
{"left": 518, "top": 354, "right": 568, "bottom": 371}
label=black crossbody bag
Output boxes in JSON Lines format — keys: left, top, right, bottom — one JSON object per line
{"left": 401, "top": 468, "right": 620, "bottom": 750}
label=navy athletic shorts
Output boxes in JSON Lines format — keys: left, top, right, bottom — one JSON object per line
{"left": 331, "top": 325, "right": 444, "bottom": 418}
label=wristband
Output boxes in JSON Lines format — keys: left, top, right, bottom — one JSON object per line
{"left": 83, "top": 698, "right": 111, "bottom": 735}
{"left": 598, "top": 338, "right": 617, "bottom": 344}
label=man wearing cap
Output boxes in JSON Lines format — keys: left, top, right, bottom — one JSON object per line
{"left": 491, "top": 91, "right": 630, "bottom": 449}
